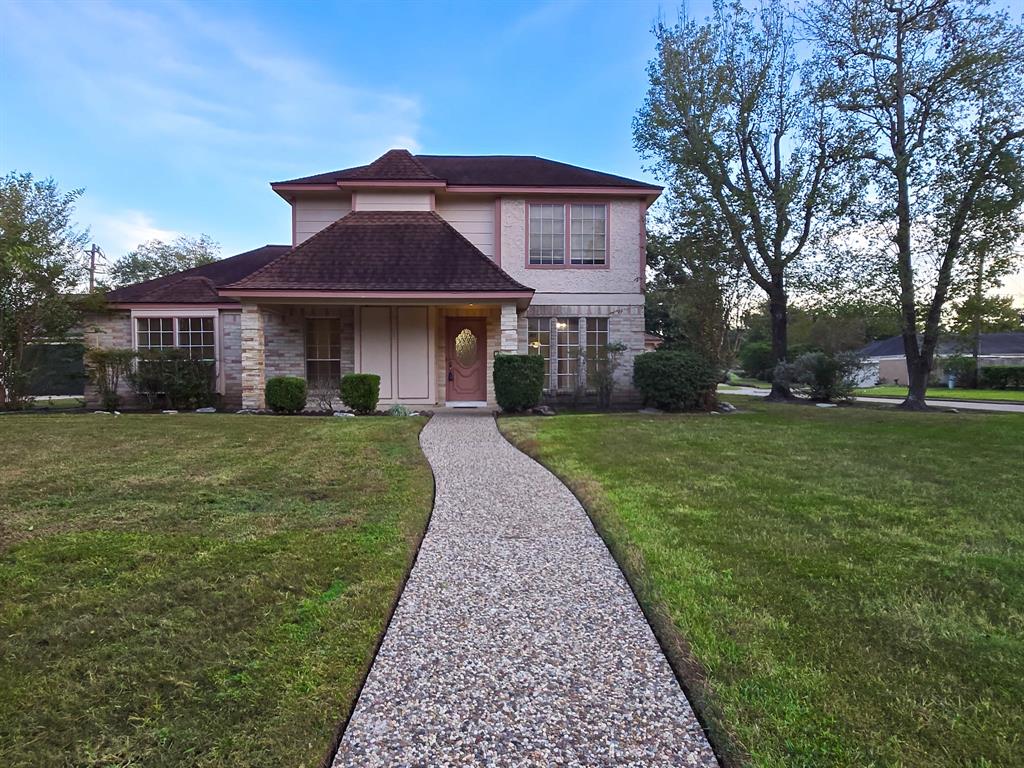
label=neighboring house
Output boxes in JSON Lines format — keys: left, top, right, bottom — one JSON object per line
{"left": 859, "top": 332, "right": 1024, "bottom": 385}
{"left": 85, "top": 149, "right": 661, "bottom": 409}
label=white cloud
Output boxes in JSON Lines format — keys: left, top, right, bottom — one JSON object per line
{"left": 74, "top": 196, "right": 182, "bottom": 256}
{"left": 0, "top": 0, "right": 423, "bottom": 178}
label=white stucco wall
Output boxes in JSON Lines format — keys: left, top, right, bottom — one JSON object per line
{"left": 498, "top": 198, "right": 645, "bottom": 306}
{"left": 435, "top": 195, "right": 495, "bottom": 257}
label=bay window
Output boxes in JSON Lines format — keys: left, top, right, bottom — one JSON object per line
{"left": 528, "top": 203, "right": 607, "bottom": 266}
{"left": 528, "top": 316, "right": 611, "bottom": 393}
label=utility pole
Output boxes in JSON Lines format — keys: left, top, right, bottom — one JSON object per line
{"left": 86, "top": 244, "right": 105, "bottom": 292}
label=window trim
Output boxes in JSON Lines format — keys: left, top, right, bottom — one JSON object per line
{"left": 525, "top": 201, "right": 610, "bottom": 270}
{"left": 130, "top": 309, "right": 222, "bottom": 392}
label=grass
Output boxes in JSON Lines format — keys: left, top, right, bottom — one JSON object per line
{"left": 500, "top": 399, "right": 1024, "bottom": 768}
{"left": 0, "top": 413, "right": 433, "bottom": 768}
{"left": 855, "top": 385, "right": 1024, "bottom": 402}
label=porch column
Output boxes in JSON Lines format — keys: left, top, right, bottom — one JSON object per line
{"left": 240, "top": 303, "right": 266, "bottom": 410}
{"left": 500, "top": 303, "right": 519, "bottom": 354}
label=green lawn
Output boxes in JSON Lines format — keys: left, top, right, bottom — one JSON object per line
{"left": 500, "top": 401, "right": 1024, "bottom": 768}
{"left": 0, "top": 413, "right": 433, "bottom": 768}
{"left": 855, "top": 385, "right": 1024, "bottom": 402}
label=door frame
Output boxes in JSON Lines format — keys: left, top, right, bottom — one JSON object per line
{"left": 444, "top": 315, "right": 488, "bottom": 405}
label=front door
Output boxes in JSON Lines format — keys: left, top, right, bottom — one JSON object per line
{"left": 445, "top": 317, "right": 487, "bottom": 402}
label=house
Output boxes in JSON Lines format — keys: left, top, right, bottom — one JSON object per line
{"left": 86, "top": 150, "right": 662, "bottom": 409}
{"left": 859, "top": 331, "right": 1024, "bottom": 385}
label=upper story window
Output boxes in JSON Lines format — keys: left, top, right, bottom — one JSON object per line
{"left": 528, "top": 203, "right": 607, "bottom": 266}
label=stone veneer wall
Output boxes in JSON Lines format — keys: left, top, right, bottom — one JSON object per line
{"left": 523, "top": 303, "right": 645, "bottom": 405}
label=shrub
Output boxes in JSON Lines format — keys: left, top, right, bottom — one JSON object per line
{"left": 308, "top": 378, "right": 339, "bottom": 412}
{"left": 773, "top": 351, "right": 862, "bottom": 402}
{"left": 941, "top": 354, "right": 976, "bottom": 387}
{"left": 340, "top": 373, "right": 380, "bottom": 415}
{"left": 738, "top": 341, "right": 774, "bottom": 380}
{"left": 265, "top": 376, "right": 307, "bottom": 414}
{"left": 586, "top": 341, "right": 627, "bottom": 409}
{"left": 633, "top": 350, "right": 717, "bottom": 411}
{"left": 979, "top": 365, "right": 1024, "bottom": 390}
{"left": 494, "top": 354, "right": 545, "bottom": 412}
{"left": 129, "top": 349, "right": 216, "bottom": 409}
{"left": 85, "top": 348, "right": 136, "bottom": 411}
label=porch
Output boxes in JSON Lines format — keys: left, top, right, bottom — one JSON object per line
{"left": 239, "top": 300, "right": 522, "bottom": 410}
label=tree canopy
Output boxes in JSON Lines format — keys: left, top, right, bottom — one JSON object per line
{"left": 109, "top": 234, "right": 220, "bottom": 286}
{"left": 0, "top": 171, "right": 87, "bottom": 407}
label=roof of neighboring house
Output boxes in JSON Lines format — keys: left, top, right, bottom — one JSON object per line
{"left": 222, "top": 211, "right": 532, "bottom": 294}
{"left": 105, "top": 245, "right": 290, "bottom": 304}
{"left": 274, "top": 148, "right": 662, "bottom": 191}
{"left": 859, "top": 332, "right": 1024, "bottom": 358}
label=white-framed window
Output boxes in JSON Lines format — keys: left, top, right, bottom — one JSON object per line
{"left": 136, "top": 317, "right": 175, "bottom": 350}
{"left": 306, "top": 318, "right": 341, "bottom": 383}
{"left": 527, "top": 317, "right": 551, "bottom": 384}
{"left": 569, "top": 204, "right": 607, "bottom": 264}
{"left": 528, "top": 203, "right": 607, "bottom": 266}
{"left": 584, "top": 317, "right": 609, "bottom": 382}
{"left": 528, "top": 317, "right": 611, "bottom": 393}
{"left": 176, "top": 317, "right": 215, "bottom": 361}
{"left": 528, "top": 204, "right": 565, "bottom": 265}
{"left": 132, "top": 311, "right": 220, "bottom": 384}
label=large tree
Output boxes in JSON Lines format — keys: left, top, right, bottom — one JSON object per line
{"left": 645, "top": 207, "right": 753, "bottom": 368}
{"left": 807, "top": 0, "right": 1024, "bottom": 408}
{"left": 635, "top": 0, "right": 858, "bottom": 399}
{"left": 0, "top": 172, "right": 87, "bottom": 407}
{"left": 109, "top": 234, "right": 219, "bottom": 286}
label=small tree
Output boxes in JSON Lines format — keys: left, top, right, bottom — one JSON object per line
{"left": 0, "top": 172, "right": 87, "bottom": 408}
{"left": 109, "top": 234, "right": 219, "bottom": 286}
{"left": 774, "top": 350, "right": 862, "bottom": 402}
{"left": 85, "top": 348, "right": 136, "bottom": 411}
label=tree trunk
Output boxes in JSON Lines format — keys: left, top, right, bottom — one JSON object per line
{"left": 901, "top": 348, "right": 931, "bottom": 410}
{"left": 766, "top": 284, "right": 793, "bottom": 401}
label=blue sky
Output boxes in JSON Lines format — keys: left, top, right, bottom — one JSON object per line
{"left": 0, "top": 0, "right": 708, "bottom": 263}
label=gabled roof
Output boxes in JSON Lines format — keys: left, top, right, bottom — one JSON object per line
{"left": 221, "top": 211, "right": 532, "bottom": 295}
{"left": 274, "top": 149, "right": 662, "bottom": 191}
{"left": 105, "top": 245, "right": 290, "bottom": 304}
{"left": 859, "top": 332, "right": 1024, "bottom": 358}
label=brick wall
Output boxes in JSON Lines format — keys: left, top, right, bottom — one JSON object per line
{"left": 524, "top": 303, "right": 644, "bottom": 405}
{"left": 81, "top": 310, "right": 133, "bottom": 408}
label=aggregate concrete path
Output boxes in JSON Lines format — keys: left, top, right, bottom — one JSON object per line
{"left": 332, "top": 411, "right": 718, "bottom": 768}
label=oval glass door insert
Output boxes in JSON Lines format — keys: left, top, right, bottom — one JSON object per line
{"left": 455, "top": 328, "right": 478, "bottom": 366}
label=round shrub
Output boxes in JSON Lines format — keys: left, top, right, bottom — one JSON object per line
{"left": 340, "top": 373, "right": 380, "bottom": 415}
{"left": 265, "top": 376, "right": 307, "bottom": 414}
{"left": 738, "top": 341, "right": 774, "bottom": 380}
{"left": 633, "top": 350, "right": 717, "bottom": 411}
{"left": 494, "top": 354, "right": 545, "bottom": 412}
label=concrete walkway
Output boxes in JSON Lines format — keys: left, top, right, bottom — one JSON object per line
{"left": 722, "top": 386, "right": 1024, "bottom": 413}
{"left": 332, "top": 412, "right": 717, "bottom": 767}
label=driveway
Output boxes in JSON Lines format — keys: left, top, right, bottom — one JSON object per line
{"left": 332, "top": 412, "right": 718, "bottom": 767}
{"left": 721, "top": 386, "right": 1024, "bottom": 414}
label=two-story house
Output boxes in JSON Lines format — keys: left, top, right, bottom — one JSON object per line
{"left": 89, "top": 149, "right": 662, "bottom": 409}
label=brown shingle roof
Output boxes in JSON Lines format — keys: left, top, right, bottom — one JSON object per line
{"left": 275, "top": 151, "right": 661, "bottom": 190}
{"left": 223, "top": 211, "right": 531, "bottom": 294}
{"left": 105, "top": 245, "right": 290, "bottom": 304}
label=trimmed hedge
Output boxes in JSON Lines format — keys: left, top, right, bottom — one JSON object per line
{"left": 633, "top": 350, "right": 717, "bottom": 411}
{"left": 979, "top": 365, "right": 1024, "bottom": 390}
{"left": 265, "top": 376, "right": 307, "bottom": 413}
{"left": 340, "top": 373, "right": 380, "bottom": 414}
{"left": 494, "top": 354, "right": 545, "bottom": 412}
